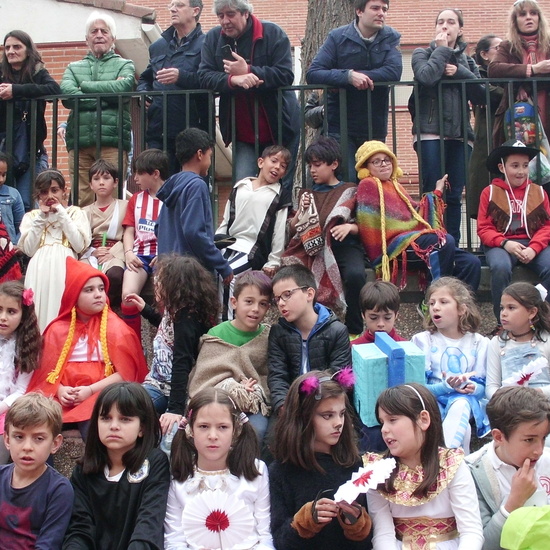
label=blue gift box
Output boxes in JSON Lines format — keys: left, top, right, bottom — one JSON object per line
{"left": 352, "top": 335, "right": 425, "bottom": 427}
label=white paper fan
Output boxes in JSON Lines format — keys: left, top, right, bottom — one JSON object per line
{"left": 334, "top": 457, "right": 396, "bottom": 504}
{"left": 502, "top": 357, "right": 547, "bottom": 387}
{"left": 181, "top": 490, "right": 255, "bottom": 549}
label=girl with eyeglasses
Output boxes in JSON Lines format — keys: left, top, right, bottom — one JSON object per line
{"left": 410, "top": 8, "right": 485, "bottom": 243}
{"left": 489, "top": 1, "right": 550, "bottom": 164}
{"left": 355, "top": 140, "right": 481, "bottom": 292}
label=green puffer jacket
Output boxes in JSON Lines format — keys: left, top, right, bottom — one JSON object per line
{"left": 61, "top": 50, "right": 135, "bottom": 151}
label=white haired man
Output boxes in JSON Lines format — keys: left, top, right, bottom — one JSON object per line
{"left": 61, "top": 11, "right": 135, "bottom": 206}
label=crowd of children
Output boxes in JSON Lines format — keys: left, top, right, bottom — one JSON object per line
{"left": 0, "top": 125, "right": 549, "bottom": 548}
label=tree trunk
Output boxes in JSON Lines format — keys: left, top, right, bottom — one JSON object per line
{"left": 301, "top": 0, "right": 355, "bottom": 82}
{"left": 293, "top": 1, "right": 355, "bottom": 198}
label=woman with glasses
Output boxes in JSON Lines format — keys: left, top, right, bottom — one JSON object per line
{"left": 355, "top": 140, "right": 481, "bottom": 293}
{"left": 469, "top": 35, "right": 504, "bottom": 219}
{"left": 489, "top": 0, "right": 550, "bottom": 153}
{"left": 0, "top": 30, "right": 60, "bottom": 211}
{"left": 410, "top": 8, "right": 485, "bottom": 243}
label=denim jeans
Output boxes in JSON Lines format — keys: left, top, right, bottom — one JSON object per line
{"left": 328, "top": 133, "right": 374, "bottom": 183}
{"left": 143, "top": 384, "right": 169, "bottom": 415}
{"left": 416, "top": 139, "right": 472, "bottom": 243}
{"left": 16, "top": 151, "right": 48, "bottom": 211}
{"left": 484, "top": 240, "right": 550, "bottom": 321}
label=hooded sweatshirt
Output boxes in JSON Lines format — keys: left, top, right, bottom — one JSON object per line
{"left": 156, "top": 171, "right": 231, "bottom": 278}
{"left": 477, "top": 177, "right": 550, "bottom": 252}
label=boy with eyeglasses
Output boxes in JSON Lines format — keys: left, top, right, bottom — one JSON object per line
{"left": 355, "top": 140, "right": 481, "bottom": 292}
{"left": 267, "top": 264, "right": 351, "bottom": 417}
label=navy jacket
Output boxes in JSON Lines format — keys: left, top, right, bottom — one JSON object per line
{"left": 411, "top": 41, "right": 485, "bottom": 141}
{"left": 137, "top": 25, "right": 208, "bottom": 141}
{"left": 267, "top": 303, "right": 351, "bottom": 412}
{"left": 198, "top": 15, "right": 299, "bottom": 147}
{"left": 307, "top": 23, "right": 402, "bottom": 140}
{"left": 156, "top": 171, "right": 231, "bottom": 278}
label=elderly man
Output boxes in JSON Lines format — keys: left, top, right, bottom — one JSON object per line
{"left": 138, "top": 0, "right": 208, "bottom": 175}
{"left": 61, "top": 11, "right": 135, "bottom": 206}
{"left": 307, "top": 0, "right": 402, "bottom": 181}
{"left": 198, "top": 0, "right": 299, "bottom": 201}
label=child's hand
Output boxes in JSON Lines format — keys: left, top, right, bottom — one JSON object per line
{"left": 505, "top": 458, "right": 538, "bottom": 512}
{"left": 330, "top": 223, "right": 352, "bottom": 242}
{"left": 57, "top": 384, "right": 76, "bottom": 407}
{"left": 435, "top": 174, "right": 449, "bottom": 193}
{"left": 338, "top": 501, "right": 362, "bottom": 524}
{"left": 241, "top": 377, "right": 257, "bottom": 393}
{"left": 299, "top": 192, "right": 311, "bottom": 212}
{"left": 313, "top": 498, "right": 338, "bottom": 524}
{"left": 125, "top": 251, "right": 144, "bottom": 272}
{"left": 159, "top": 412, "right": 181, "bottom": 435}
{"left": 262, "top": 266, "right": 275, "bottom": 278}
{"left": 71, "top": 385, "right": 94, "bottom": 405}
{"left": 124, "top": 293, "right": 146, "bottom": 311}
{"left": 519, "top": 246, "right": 536, "bottom": 264}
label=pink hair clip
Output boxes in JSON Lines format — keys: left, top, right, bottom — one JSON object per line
{"left": 22, "top": 288, "right": 34, "bottom": 307}
{"left": 299, "top": 375, "right": 320, "bottom": 396}
{"left": 178, "top": 409, "right": 192, "bottom": 430}
{"left": 332, "top": 366, "right": 355, "bottom": 389}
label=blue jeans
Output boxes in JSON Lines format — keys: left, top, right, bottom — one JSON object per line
{"left": 484, "top": 241, "right": 550, "bottom": 321}
{"left": 414, "top": 233, "right": 481, "bottom": 291}
{"left": 143, "top": 384, "right": 168, "bottom": 415}
{"left": 17, "top": 151, "right": 48, "bottom": 211}
{"left": 416, "top": 139, "right": 471, "bottom": 243}
{"left": 248, "top": 413, "right": 269, "bottom": 446}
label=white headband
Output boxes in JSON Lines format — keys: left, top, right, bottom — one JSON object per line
{"left": 404, "top": 384, "right": 426, "bottom": 411}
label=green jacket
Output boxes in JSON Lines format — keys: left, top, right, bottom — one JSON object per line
{"left": 61, "top": 51, "right": 135, "bottom": 151}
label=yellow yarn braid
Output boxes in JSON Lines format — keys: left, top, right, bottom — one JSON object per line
{"left": 376, "top": 176, "right": 432, "bottom": 282}
{"left": 46, "top": 307, "right": 77, "bottom": 384}
{"left": 100, "top": 305, "right": 114, "bottom": 377}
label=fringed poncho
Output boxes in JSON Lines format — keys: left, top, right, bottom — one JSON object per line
{"left": 356, "top": 176, "right": 446, "bottom": 288}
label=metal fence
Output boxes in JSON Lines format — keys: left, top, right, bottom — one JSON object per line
{"left": 3, "top": 76, "right": 549, "bottom": 251}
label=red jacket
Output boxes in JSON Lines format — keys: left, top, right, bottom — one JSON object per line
{"left": 477, "top": 177, "right": 550, "bottom": 253}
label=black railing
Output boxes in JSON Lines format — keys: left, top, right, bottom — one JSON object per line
{"left": 3, "top": 77, "right": 549, "bottom": 250}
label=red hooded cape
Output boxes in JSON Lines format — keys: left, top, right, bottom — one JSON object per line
{"left": 27, "top": 257, "right": 148, "bottom": 422}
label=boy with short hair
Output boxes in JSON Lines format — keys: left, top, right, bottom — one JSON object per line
{"left": 156, "top": 128, "right": 232, "bottom": 284}
{"left": 120, "top": 149, "right": 167, "bottom": 336}
{"left": 478, "top": 139, "right": 550, "bottom": 324}
{"left": 189, "top": 270, "right": 273, "bottom": 443}
{"left": 267, "top": 264, "right": 351, "bottom": 414}
{"left": 351, "top": 280, "right": 405, "bottom": 345}
{"left": 82, "top": 159, "right": 128, "bottom": 307}
{"left": 465, "top": 386, "right": 550, "bottom": 549}
{"left": 283, "top": 136, "right": 366, "bottom": 336}
{"left": 216, "top": 144, "right": 291, "bottom": 320}
{"left": 0, "top": 393, "right": 73, "bottom": 548}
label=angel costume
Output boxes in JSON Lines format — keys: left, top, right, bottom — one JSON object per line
{"left": 365, "top": 448, "right": 483, "bottom": 550}
{"left": 81, "top": 199, "right": 128, "bottom": 271}
{"left": 18, "top": 205, "right": 91, "bottom": 331}
{"left": 164, "top": 459, "right": 274, "bottom": 550}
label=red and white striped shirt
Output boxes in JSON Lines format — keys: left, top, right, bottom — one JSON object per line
{"left": 122, "top": 191, "right": 163, "bottom": 256}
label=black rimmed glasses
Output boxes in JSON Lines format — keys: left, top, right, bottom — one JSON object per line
{"left": 272, "top": 286, "right": 308, "bottom": 305}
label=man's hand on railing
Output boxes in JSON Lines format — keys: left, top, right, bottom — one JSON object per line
{"left": 230, "top": 73, "right": 264, "bottom": 89}
{"left": 349, "top": 71, "right": 374, "bottom": 91}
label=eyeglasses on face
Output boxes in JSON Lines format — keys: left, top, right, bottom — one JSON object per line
{"left": 168, "top": 2, "right": 188, "bottom": 9}
{"left": 272, "top": 286, "right": 308, "bottom": 305}
{"left": 368, "top": 157, "right": 392, "bottom": 167}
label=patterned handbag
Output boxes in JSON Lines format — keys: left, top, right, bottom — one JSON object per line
{"left": 295, "top": 192, "right": 324, "bottom": 256}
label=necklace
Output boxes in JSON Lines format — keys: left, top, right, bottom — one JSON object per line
{"left": 510, "top": 328, "right": 534, "bottom": 339}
